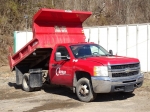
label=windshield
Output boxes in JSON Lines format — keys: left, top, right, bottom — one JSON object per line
{"left": 70, "top": 44, "right": 110, "bottom": 58}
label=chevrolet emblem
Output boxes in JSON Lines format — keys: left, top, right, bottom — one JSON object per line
{"left": 125, "top": 68, "right": 130, "bottom": 73}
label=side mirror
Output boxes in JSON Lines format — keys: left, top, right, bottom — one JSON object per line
{"left": 55, "top": 52, "right": 70, "bottom": 61}
{"left": 55, "top": 52, "right": 61, "bottom": 61}
{"left": 109, "top": 50, "right": 113, "bottom": 55}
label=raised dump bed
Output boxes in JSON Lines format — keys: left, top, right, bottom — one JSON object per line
{"left": 9, "top": 8, "right": 91, "bottom": 71}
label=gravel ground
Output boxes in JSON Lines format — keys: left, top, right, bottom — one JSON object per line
{"left": 0, "top": 66, "right": 150, "bottom": 112}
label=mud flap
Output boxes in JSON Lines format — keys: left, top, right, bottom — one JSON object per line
{"left": 15, "top": 66, "right": 28, "bottom": 85}
{"left": 15, "top": 67, "right": 23, "bottom": 85}
{"left": 29, "top": 68, "right": 42, "bottom": 88}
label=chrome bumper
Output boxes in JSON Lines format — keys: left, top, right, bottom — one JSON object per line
{"left": 91, "top": 73, "right": 144, "bottom": 93}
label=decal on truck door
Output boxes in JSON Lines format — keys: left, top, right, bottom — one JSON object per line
{"left": 56, "top": 67, "right": 67, "bottom": 76}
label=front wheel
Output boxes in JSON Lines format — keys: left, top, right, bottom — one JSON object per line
{"left": 76, "top": 78, "right": 97, "bottom": 102}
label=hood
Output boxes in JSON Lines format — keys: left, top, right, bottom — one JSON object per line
{"left": 79, "top": 56, "right": 139, "bottom": 66}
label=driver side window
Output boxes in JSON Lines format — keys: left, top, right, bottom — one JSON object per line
{"left": 56, "top": 46, "right": 70, "bottom": 60}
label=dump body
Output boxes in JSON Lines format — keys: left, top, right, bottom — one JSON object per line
{"left": 9, "top": 9, "right": 91, "bottom": 70}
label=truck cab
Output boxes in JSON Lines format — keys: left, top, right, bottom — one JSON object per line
{"left": 9, "top": 8, "right": 143, "bottom": 102}
{"left": 49, "top": 42, "right": 143, "bottom": 102}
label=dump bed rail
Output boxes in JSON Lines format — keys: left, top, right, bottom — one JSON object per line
{"left": 9, "top": 38, "right": 39, "bottom": 70}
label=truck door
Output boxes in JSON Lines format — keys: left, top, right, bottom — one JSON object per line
{"left": 50, "top": 46, "right": 73, "bottom": 86}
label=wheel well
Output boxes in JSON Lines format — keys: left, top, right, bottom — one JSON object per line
{"left": 73, "top": 71, "right": 91, "bottom": 91}
{"left": 75, "top": 71, "right": 91, "bottom": 81}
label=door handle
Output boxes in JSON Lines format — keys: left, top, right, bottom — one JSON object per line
{"left": 52, "top": 63, "right": 57, "bottom": 67}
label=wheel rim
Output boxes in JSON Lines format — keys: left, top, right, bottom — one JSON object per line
{"left": 23, "top": 76, "right": 29, "bottom": 88}
{"left": 79, "top": 83, "right": 89, "bottom": 97}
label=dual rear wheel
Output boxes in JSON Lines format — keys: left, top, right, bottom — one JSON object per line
{"left": 22, "top": 73, "right": 33, "bottom": 92}
{"left": 22, "top": 73, "right": 41, "bottom": 92}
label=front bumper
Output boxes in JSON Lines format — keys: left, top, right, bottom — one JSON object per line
{"left": 91, "top": 73, "right": 144, "bottom": 93}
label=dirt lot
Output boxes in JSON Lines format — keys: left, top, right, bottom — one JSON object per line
{"left": 0, "top": 66, "right": 150, "bottom": 112}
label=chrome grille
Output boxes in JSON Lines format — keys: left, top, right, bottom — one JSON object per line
{"left": 111, "top": 63, "right": 139, "bottom": 70}
{"left": 110, "top": 63, "right": 140, "bottom": 78}
{"left": 112, "top": 71, "right": 139, "bottom": 77}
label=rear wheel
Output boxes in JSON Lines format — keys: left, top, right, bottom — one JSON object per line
{"left": 22, "top": 73, "right": 33, "bottom": 92}
{"left": 76, "top": 78, "right": 97, "bottom": 102}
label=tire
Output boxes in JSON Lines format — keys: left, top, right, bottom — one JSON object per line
{"left": 120, "top": 91, "right": 134, "bottom": 95}
{"left": 76, "top": 78, "right": 97, "bottom": 102}
{"left": 124, "top": 91, "right": 134, "bottom": 94}
{"left": 34, "top": 87, "right": 41, "bottom": 91}
{"left": 22, "top": 73, "right": 33, "bottom": 92}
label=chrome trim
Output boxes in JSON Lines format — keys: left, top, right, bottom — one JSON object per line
{"left": 91, "top": 73, "right": 144, "bottom": 93}
{"left": 109, "top": 63, "right": 140, "bottom": 78}
{"left": 111, "top": 67, "right": 139, "bottom": 73}
{"left": 109, "top": 62, "right": 140, "bottom": 66}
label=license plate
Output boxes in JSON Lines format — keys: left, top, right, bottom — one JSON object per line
{"left": 125, "top": 85, "right": 134, "bottom": 92}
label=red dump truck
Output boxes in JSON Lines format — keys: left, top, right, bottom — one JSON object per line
{"left": 9, "top": 8, "right": 144, "bottom": 102}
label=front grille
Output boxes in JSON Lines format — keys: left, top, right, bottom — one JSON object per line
{"left": 112, "top": 71, "right": 139, "bottom": 77}
{"left": 111, "top": 63, "right": 139, "bottom": 70}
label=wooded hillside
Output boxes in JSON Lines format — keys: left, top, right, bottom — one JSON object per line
{"left": 0, "top": 0, "right": 150, "bottom": 66}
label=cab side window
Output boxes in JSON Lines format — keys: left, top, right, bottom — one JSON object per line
{"left": 56, "top": 46, "right": 70, "bottom": 60}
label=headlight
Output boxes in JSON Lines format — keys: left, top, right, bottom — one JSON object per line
{"left": 94, "top": 66, "right": 108, "bottom": 76}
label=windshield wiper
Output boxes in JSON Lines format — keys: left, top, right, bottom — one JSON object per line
{"left": 97, "top": 54, "right": 113, "bottom": 56}
{"left": 78, "top": 55, "right": 93, "bottom": 59}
